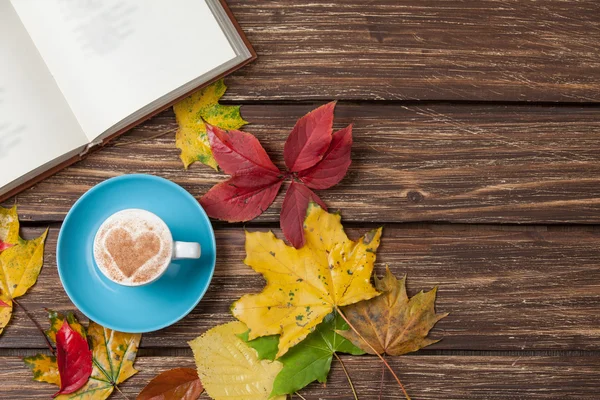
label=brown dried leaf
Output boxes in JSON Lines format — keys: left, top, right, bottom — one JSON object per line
{"left": 137, "top": 367, "right": 203, "bottom": 400}
{"left": 339, "top": 266, "right": 447, "bottom": 355}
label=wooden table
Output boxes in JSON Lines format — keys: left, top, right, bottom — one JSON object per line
{"left": 2, "top": 1, "right": 599, "bottom": 398}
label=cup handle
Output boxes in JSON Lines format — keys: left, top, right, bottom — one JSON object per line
{"left": 173, "top": 241, "right": 201, "bottom": 260}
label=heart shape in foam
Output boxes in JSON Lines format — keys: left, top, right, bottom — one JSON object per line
{"left": 105, "top": 227, "right": 161, "bottom": 277}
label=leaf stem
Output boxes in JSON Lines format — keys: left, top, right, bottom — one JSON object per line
{"left": 335, "top": 307, "right": 411, "bottom": 400}
{"left": 112, "top": 129, "right": 176, "bottom": 147}
{"left": 11, "top": 298, "right": 55, "bottom": 355}
{"left": 113, "top": 383, "right": 129, "bottom": 400}
{"left": 294, "top": 392, "right": 307, "bottom": 400}
{"left": 378, "top": 357, "right": 385, "bottom": 400}
{"left": 333, "top": 352, "right": 358, "bottom": 400}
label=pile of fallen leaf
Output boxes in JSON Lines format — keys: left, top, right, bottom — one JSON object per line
{"left": 2, "top": 81, "right": 447, "bottom": 399}
{"left": 173, "top": 83, "right": 447, "bottom": 398}
{"left": 188, "top": 204, "right": 446, "bottom": 399}
{"left": 24, "top": 310, "right": 141, "bottom": 399}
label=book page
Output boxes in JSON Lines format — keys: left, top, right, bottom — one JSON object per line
{"left": 0, "top": 1, "right": 88, "bottom": 193}
{"left": 11, "top": 0, "right": 238, "bottom": 140}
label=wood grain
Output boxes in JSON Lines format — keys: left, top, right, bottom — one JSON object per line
{"left": 2, "top": 355, "right": 599, "bottom": 399}
{"left": 222, "top": 0, "right": 600, "bottom": 102}
{"left": 5, "top": 104, "right": 600, "bottom": 223}
{"left": 2, "top": 225, "right": 598, "bottom": 350}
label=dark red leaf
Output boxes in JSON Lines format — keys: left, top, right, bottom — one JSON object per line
{"left": 283, "top": 102, "right": 335, "bottom": 172}
{"left": 207, "top": 124, "right": 280, "bottom": 175}
{"left": 53, "top": 320, "right": 92, "bottom": 397}
{"left": 280, "top": 181, "right": 327, "bottom": 248}
{"left": 137, "top": 367, "right": 204, "bottom": 400}
{"left": 0, "top": 239, "right": 13, "bottom": 252}
{"left": 298, "top": 124, "right": 353, "bottom": 189}
{"left": 200, "top": 172, "right": 284, "bottom": 222}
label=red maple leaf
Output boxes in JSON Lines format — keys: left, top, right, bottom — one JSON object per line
{"left": 200, "top": 102, "right": 352, "bottom": 248}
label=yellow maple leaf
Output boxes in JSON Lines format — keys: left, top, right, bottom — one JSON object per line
{"left": 189, "top": 321, "right": 285, "bottom": 400}
{"left": 25, "top": 311, "right": 141, "bottom": 400}
{"left": 0, "top": 205, "right": 47, "bottom": 336}
{"left": 174, "top": 79, "right": 247, "bottom": 170}
{"left": 232, "top": 203, "right": 382, "bottom": 358}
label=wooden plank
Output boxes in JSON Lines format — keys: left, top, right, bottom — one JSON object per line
{"left": 222, "top": 0, "right": 600, "bottom": 102}
{"left": 5, "top": 104, "right": 600, "bottom": 223}
{"left": 2, "top": 225, "right": 599, "bottom": 350}
{"left": 1, "top": 355, "right": 599, "bottom": 399}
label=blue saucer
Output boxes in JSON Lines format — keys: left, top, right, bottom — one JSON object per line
{"left": 57, "top": 174, "right": 216, "bottom": 333}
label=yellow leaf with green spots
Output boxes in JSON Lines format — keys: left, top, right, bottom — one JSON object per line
{"left": 174, "top": 79, "right": 247, "bottom": 170}
{"left": 0, "top": 229, "right": 47, "bottom": 299}
{"left": 25, "top": 314, "right": 142, "bottom": 400}
{"left": 189, "top": 321, "right": 285, "bottom": 400}
{"left": 45, "top": 309, "right": 87, "bottom": 343}
{"left": 232, "top": 203, "right": 382, "bottom": 358}
{"left": 24, "top": 354, "right": 60, "bottom": 385}
{"left": 0, "top": 205, "right": 19, "bottom": 244}
{"left": 0, "top": 206, "right": 47, "bottom": 336}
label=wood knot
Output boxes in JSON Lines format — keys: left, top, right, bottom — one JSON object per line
{"left": 407, "top": 191, "right": 424, "bottom": 203}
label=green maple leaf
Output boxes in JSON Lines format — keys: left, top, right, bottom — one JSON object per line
{"left": 240, "top": 313, "right": 365, "bottom": 396}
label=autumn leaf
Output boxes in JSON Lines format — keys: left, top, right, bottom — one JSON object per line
{"left": 339, "top": 266, "right": 447, "bottom": 356}
{"left": 137, "top": 368, "right": 203, "bottom": 400}
{"left": 25, "top": 311, "right": 141, "bottom": 400}
{"left": 0, "top": 205, "right": 19, "bottom": 243}
{"left": 174, "top": 79, "right": 247, "bottom": 170}
{"left": 0, "top": 239, "right": 13, "bottom": 252}
{"left": 298, "top": 124, "right": 353, "bottom": 190}
{"left": 189, "top": 321, "right": 285, "bottom": 400}
{"left": 280, "top": 181, "right": 326, "bottom": 248}
{"left": 0, "top": 205, "right": 47, "bottom": 336}
{"left": 283, "top": 102, "right": 335, "bottom": 172}
{"left": 45, "top": 309, "right": 87, "bottom": 343}
{"left": 200, "top": 124, "right": 284, "bottom": 222}
{"left": 241, "top": 313, "right": 364, "bottom": 397}
{"left": 54, "top": 321, "right": 93, "bottom": 396}
{"left": 232, "top": 203, "right": 381, "bottom": 358}
{"left": 24, "top": 354, "right": 60, "bottom": 385}
{"left": 202, "top": 102, "right": 353, "bottom": 248}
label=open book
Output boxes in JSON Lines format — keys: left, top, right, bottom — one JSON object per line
{"left": 0, "top": 0, "right": 254, "bottom": 201}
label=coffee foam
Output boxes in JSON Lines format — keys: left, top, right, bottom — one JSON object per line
{"left": 93, "top": 209, "right": 172, "bottom": 285}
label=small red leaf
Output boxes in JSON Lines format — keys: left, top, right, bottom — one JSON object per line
{"left": 207, "top": 124, "right": 280, "bottom": 175}
{"left": 298, "top": 124, "right": 353, "bottom": 189}
{"left": 280, "top": 181, "right": 327, "bottom": 248}
{"left": 0, "top": 299, "right": 9, "bottom": 307}
{"left": 200, "top": 172, "right": 284, "bottom": 222}
{"left": 283, "top": 102, "right": 335, "bottom": 172}
{"left": 53, "top": 320, "right": 92, "bottom": 397}
{"left": 0, "top": 239, "right": 13, "bottom": 252}
{"left": 137, "top": 367, "right": 204, "bottom": 400}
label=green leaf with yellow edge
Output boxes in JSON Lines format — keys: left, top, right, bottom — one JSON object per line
{"left": 189, "top": 321, "right": 285, "bottom": 400}
{"left": 23, "top": 354, "right": 60, "bottom": 385}
{"left": 232, "top": 203, "right": 382, "bottom": 358}
{"left": 24, "top": 312, "right": 141, "bottom": 400}
{"left": 338, "top": 266, "right": 448, "bottom": 356}
{"left": 45, "top": 309, "right": 86, "bottom": 343}
{"left": 0, "top": 205, "right": 47, "bottom": 336}
{"left": 174, "top": 79, "right": 247, "bottom": 170}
